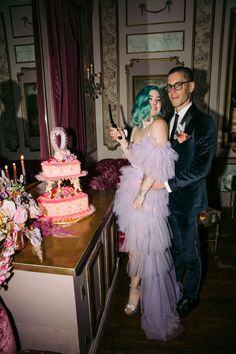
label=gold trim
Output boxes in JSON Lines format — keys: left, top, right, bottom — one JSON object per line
{"left": 103, "top": 214, "right": 117, "bottom": 290}
{"left": 86, "top": 241, "right": 105, "bottom": 339}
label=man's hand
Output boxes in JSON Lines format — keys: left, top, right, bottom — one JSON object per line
{"left": 152, "top": 180, "right": 165, "bottom": 190}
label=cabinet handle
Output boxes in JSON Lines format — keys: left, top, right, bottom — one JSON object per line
{"left": 80, "top": 283, "right": 86, "bottom": 300}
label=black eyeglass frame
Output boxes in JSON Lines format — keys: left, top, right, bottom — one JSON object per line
{"left": 165, "top": 80, "right": 192, "bottom": 93}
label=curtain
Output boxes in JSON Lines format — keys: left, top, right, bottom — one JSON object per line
{"left": 32, "top": 0, "right": 49, "bottom": 161}
{"left": 33, "top": 0, "right": 86, "bottom": 160}
{"left": 45, "top": 0, "right": 86, "bottom": 158}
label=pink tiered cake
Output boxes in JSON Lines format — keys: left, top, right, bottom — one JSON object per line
{"left": 36, "top": 127, "right": 95, "bottom": 223}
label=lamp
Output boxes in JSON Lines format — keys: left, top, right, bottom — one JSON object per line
{"left": 86, "top": 64, "right": 104, "bottom": 99}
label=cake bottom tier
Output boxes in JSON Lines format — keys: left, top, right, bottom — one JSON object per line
{"left": 38, "top": 191, "right": 95, "bottom": 223}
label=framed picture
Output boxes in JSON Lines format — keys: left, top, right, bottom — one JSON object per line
{"left": 14, "top": 44, "right": 35, "bottom": 63}
{"left": 126, "top": 56, "right": 184, "bottom": 117}
{"left": 17, "top": 67, "right": 40, "bottom": 151}
{"left": 127, "top": 31, "right": 184, "bottom": 54}
{"left": 132, "top": 75, "right": 172, "bottom": 114}
{"left": 10, "top": 5, "right": 33, "bottom": 38}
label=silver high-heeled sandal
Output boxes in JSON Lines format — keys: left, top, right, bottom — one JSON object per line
{"left": 124, "top": 285, "right": 140, "bottom": 316}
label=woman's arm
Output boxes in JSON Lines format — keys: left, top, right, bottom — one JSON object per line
{"left": 133, "top": 119, "right": 168, "bottom": 208}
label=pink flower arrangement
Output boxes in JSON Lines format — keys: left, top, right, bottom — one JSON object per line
{"left": 0, "top": 175, "right": 43, "bottom": 287}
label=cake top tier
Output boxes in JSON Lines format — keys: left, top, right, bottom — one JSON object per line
{"left": 50, "top": 127, "right": 75, "bottom": 161}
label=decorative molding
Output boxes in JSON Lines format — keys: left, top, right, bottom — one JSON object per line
{"left": 125, "top": 58, "right": 140, "bottom": 73}
{"left": 10, "top": 5, "right": 34, "bottom": 38}
{"left": 126, "top": 0, "right": 186, "bottom": 26}
{"left": 139, "top": 1, "right": 173, "bottom": 15}
{"left": 125, "top": 56, "right": 184, "bottom": 74}
{"left": 126, "top": 31, "right": 184, "bottom": 54}
{"left": 14, "top": 43, "right": 35, "bottom": 63}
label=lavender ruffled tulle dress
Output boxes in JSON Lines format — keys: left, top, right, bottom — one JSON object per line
{"left": 114, "top": 136, "right": 182, "bottom": 341}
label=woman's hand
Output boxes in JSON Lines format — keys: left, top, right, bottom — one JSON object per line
{"left": 110, "top": 127, "right": 128, "bottom": 150}
{"left": 133, "top": 190, "right": 145, "bottom": 209}
{"left": 110, "top": 127, "right": 124, "bottom": 141}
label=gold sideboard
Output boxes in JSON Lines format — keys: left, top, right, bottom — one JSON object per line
{"left": 1, "top": 184, "right": 119, "bottom": 354}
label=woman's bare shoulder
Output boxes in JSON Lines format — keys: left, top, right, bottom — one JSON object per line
{"left": 150, "top": 118, "right": 168, "bottom": 142}
{"left": 152, "top": 117, "right": 168, "bottom": 128}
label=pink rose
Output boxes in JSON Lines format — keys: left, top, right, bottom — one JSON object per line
{"left": 0, "top": 200, "right": 16, "bottom": 220}
{"left": 13, "top": 206, "right": 28, "bottom": 224}
{"left": 4, "top": 240, "right": 14, "bottom": 248}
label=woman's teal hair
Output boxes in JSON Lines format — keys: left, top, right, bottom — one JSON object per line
{"left": 131, "top": 85, "right": 162, "bottom": 128}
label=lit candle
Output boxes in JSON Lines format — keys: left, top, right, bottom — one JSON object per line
{"left": 20, "top": 155, "right": 26, "bottom": 177}
{"left": 90, "top": 64, "right": 94, "bottom": 75}
{"left": 4, "top": 165, "right": 10, "bottom": 179}
{"left": 12, "top": 163, "right": 17, "bottom": 180}
{"left": 86, "top": 66, "right": 90, "bottom": 79}
{"left": 98, "top": 72, "right": 102, "bottom": 84}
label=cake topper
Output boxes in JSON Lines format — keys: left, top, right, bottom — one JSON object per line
{"left": 50, "top": 127, "right": 71, "bottom": 161}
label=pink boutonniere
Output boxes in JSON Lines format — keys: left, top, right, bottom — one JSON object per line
{"left": 175, "top": 132, "right": 190, "bottom": 144}
{"left": 173, "top": 122, "right": 191, "bottom": 143}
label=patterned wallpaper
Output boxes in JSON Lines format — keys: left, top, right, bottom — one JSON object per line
{"left": 193, "top": 0, "right": 214, "bottom": 112}
{"left": 99, "top": 0, "right": 119, "bottom": 150}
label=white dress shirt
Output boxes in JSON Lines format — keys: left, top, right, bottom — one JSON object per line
{"left": 168, "top": 102, "right": 193, "bottom": 139}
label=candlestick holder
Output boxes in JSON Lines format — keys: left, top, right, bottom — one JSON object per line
{"left": 86, "top": 64, "right": 104, "bottom": 99}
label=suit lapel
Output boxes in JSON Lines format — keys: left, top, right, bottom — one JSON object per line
{"left": 166, "top": 103, "right": 197, "bottom": 145}
{"left": 180, "top": 103, "right": 197, "bottom": 130}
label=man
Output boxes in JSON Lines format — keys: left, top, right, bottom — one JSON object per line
{"left": 154, "top": 66, "right": 216, "bottom": 318}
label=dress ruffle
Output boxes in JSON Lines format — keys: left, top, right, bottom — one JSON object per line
{"left": 114, "top": 136, "right": 182, "bottom": 341}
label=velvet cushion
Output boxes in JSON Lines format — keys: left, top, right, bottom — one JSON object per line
{"left": 0, "top": 302, "right": 17, "bottom": 354}
{"left": 89, "top": 158, "right": 129, "bottom": 190}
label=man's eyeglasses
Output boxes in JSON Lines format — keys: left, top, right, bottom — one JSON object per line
{"left": 166, "top": 80, "right": 192, "bottom": 93}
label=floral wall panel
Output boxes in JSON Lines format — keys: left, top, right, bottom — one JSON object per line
{"left": 193, "top": 0, "right": 214, "bottom": 112}
{"left": 99, "top": 0, "right": 120, "bottom": 150}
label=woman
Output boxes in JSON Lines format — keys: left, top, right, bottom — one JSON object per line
{"left": 110, "top": 85, "right": 182, "bottom": 341}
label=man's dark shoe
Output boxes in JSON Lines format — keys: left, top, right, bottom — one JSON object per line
{"left": 176, "top": 297, "right": 197, "bottom": 319}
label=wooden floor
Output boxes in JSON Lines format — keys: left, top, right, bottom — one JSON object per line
{"left": 99, "top": 208, "right": 236, "bottom": 354}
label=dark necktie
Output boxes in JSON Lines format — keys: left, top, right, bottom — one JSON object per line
{"left": 170, "top": 113, "right": 179, "bottom": 141}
